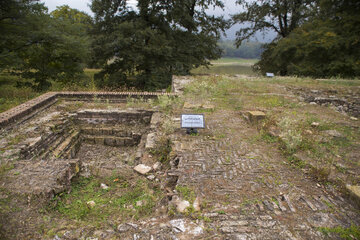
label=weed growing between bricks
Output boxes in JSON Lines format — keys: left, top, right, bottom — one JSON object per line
{"left": 150, "top": 136, "right": 173, "bottom": 168}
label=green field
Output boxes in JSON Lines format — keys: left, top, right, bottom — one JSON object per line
{"left": 191, "top": 58, "right": 258, "bottom": 75}
{"left": 0, "top": 69, "right": 100, "bottom": 113}
{"left": 211, "top": 57, "right": 258, "bottom": 65}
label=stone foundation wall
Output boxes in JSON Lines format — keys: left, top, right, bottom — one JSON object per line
{"left": 0, "top": 91, "right": 177, "bottom": 129}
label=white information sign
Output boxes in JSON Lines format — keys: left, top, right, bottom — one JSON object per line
{"left": 181, "top": 114, "right": 205, "bottom": 128}
{"left": 266, "top": 72, "right": 275, "bottom": 77}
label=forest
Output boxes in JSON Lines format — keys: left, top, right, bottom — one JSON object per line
{"left": 218, "top": 40, "right": 263, "bottom": 59}
{"left": 0, "top": 0, "right": 359, "bottom": 93}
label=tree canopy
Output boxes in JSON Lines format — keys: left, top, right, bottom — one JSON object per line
{"left": 0, "top": 0, "right": 46, "bottom": 69}
{"left": 0, "top": 1, "right": 91, "bottom": 90}
{"left": 234, "top": 0, "right": 360, "bottom": 78}
{"left": 232, "top": 0, "right": 316, "bottom": 47}
{"left": 91, "top": 0, "right": 229, "bottom": 90}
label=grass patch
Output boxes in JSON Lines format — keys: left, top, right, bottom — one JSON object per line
{"left": 191, "top": 64, "right": 256, "bottom": 76}
{"left": 210, "top": 58, "right": 258, "bottom": 65}
{"left": 0, "top": 69, "right": 100, "bottom": 113}
{"left": 319, "top": 225, "right": 360, "bottom": 240}
{"left": 175, "top": 185, "right": 196, "bottom": 203}
{"left": 155, "top": 95, "right": 183, "bottom": 113}
{"left": 252, "top": 95, "right": 289, "bottom": 108}
{"left": 49, "top": 175, "right": 162, "bottom": 224}
{"left": 0, "top": 73, "right": 40, "bottom": 113}
{"left": 261, "top": 132, "right": 278, "bottom": 143}
{"left": 149, "top": 137, "right": 172, "bottom": 167}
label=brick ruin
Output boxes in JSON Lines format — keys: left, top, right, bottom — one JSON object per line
{"left": 0, "top": 86, "right": 360, "bottom": 240}
{"left": 0, "top": 92, "right": 176, "bottom": 201}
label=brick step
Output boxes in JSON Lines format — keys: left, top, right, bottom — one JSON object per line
{"left": 20, "top": 122, "right": 71, "bottom": 160}
{"left": 81, "top": 127, "right": 139, "bottom": 138}
{"left": 82, "top": 135, "right": 140, "bottom": 147}
{"left": 52, "top": 131, "right": 81, "bottom": 158}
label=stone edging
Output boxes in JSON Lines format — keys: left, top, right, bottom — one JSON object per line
{"left": 0, "top": 91, "right": 178, "bottom": 129}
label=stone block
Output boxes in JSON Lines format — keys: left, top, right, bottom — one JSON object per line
{"left": 202, "top": 103, "right": 215, "bottom": 110}
{"left": 134, "top": 164, "right": 152, "bottom": 175}
{"left": 324, "top": 130, "right": 343, "bottom": 138}
{"left": 247, "top": 111, "right": 266, "bottom": 123}
{"left": 104, "top": 137, "right": 116, "bottom": 146}
{"left": 184, "top": 102, "right": 202, "bottom": 109}
{"left": 83, "top": 136, "right": 95, "bottom": 144}
{"left": 115, "top": 138, "right": 125, "bottom": 146}
{"left": 124, "top": 137, "right": 134, "bottom": 146}
{"left": 94, "top": 136, "right": 104, "bottom": 145}
{"left": 101, "top": 128, "right": 112, "bottom": 135}
{"left": 145, "top": 132, "right": 156, "bottom": 149}
{"left": 150, "top": 112, "right": 163, "bottom": 129}
{"left": 81, "top": 128, "right": 93, "bottom": 135}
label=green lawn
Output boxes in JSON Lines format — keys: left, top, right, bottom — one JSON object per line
{"left": 192, "top": 57, "right": 259, "bottom": 75}
{"left": 0, "top": 73, "right": 40, "bottom": 113}
{"left": 210, "top": 57, "right": 258, "bottom": 65}
{"left": 0, "top": 69, "right": 100, "bottom": 113}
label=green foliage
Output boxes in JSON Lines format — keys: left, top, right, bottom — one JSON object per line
{"left": 0, "top": 73, "right": 40, "bottom": 112}
{"left": 254, "top": 0, "right": 360, "bottom": 78}
{"left": 232, "top": 0, "right": 315, "bottom": 46}
{"left": 150, "top": 137, "right": 172, "bottom": 167}
{"left": 278, "top": 117, "right": 303, "bottom": 153}
{"left": 184, "top": 76, "right": 243, "bottom": 110}
{"left": 156, "top": 96, "right": 176, "bottom": 112}
{"left": 184, "top": 77, "right": 217, "bottom": 100}
{"left": 161, "top": 118, "right": 176, "bottom": 135}
{"left": 0, "top": 163, "right": 14, "bottom": 180}
{"left": 51, "top": 5, "right": 92, "bottom": 26}
{"left": 319, "top": 225, "right": 360, "bottom": 240}
{"left": 0, "top": 1, "right": 91, "bottom": 91}
{"left": 91, "top": 0, "right": 228, "bottom": 90}
{"left": 0, "top": 0, "right": 46, "bottom": 69}
{"left": 175, "top": 185, "right": 196, "bottom": 203}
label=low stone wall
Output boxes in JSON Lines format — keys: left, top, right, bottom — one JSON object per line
{"left": 0, "top": 91, "right": 177, "bottom": 129}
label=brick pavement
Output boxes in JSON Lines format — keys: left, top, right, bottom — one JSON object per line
{"left": 170, "top": 109, "right": 360, "bottom": 239}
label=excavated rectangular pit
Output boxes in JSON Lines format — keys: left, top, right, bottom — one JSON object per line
{"left": 0, "top": 93, "right": 180, "bottom": 240}
{"left": 19, "top": 109, "right": 155, "bottom": 177}
{"left": 0, "top": 94, "right": 165, "bottom": 201}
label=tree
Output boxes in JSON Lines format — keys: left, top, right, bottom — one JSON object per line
{"left": 51, "top": 5, "right": 94, "bottom": 69}
{"left": 0, "top": 0, "right": 46, "bottom": 69}
{"left": 232, "top": 0, "right": 317, "bottom": 47}
{"left": 0, "top": 1, "right": 91, "bottom": 90}
{"left": 91, "top": 0, "right": 228, "bottom": 90}
{"left": 51, "top": 5, "right": 93, "bottom": 26}
{"left": 254, "top": 0, "right": 360, "bottom": 78}
{"left": 17, "top": 13, "right": 91, "bottom": 90}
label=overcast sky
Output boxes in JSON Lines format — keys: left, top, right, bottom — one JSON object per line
{"left": 41, "top": 0, "right": 274, "bottom": 41}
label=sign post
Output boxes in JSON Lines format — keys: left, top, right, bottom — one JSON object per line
{"left": 181, "top": 114, "right": 205, "bottom": 134}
